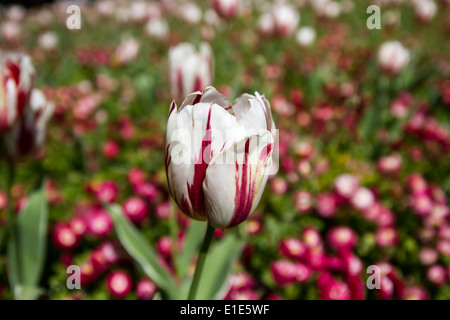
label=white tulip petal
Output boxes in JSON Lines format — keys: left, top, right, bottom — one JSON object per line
{"left": 169, "top": 42, "right": 213, "bottom": 100}
{"left": 232, "top": 92, "right": 274, "bottom": 132}
{"left": 6, "top": 78, "right": 17, "bottom": 126}
{"left": 203, "top": 131, "right": 274, "bottom": 229}
{"left": 180, "top": 86, "right": 231, "bottom": 111}
{"left": 166, "top": 101, "right": 244, "bottom": 221}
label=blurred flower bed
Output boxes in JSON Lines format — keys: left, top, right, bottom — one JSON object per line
{"left": 0, "top": 0, "right": 450, "bottom": 300}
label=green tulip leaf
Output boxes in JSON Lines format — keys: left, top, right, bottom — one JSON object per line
{"left": 176, "top": 220, "right": 205, "bottom": 280}
{"left": 194, "top": 233, "right": 245, "bottom": 300}
{"left": 7, "top": 183, "right": 48, "bottom": 300}
{"left": 106, "top": 204, "right": 179, "bottom": 299}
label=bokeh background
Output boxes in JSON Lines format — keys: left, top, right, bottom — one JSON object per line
{"left": 0, "top": 0, "right": 449, "bottom": 300}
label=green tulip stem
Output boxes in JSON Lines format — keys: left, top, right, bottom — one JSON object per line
{"left": 0, "top": 141, "right": 16, "bottom": 253}
{"left": 5, "top": 158, "right": 15, "bottom": 240}
{"left": 188, "top": 223, "right": 215, "bottom": 300}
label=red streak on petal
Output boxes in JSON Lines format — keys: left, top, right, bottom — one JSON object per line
{"left": 192, "top": 91, "right": 203, "bottom": 105}
{"left": 186, "top": 104, "right": 213, "bottom": 217}
{"left": 259, "top": 143, "right": 273, "bottom": 163}
{"left": 180, "top": 193, "right": 193, "bottom": 217}
{"left": 176, "top": 69, "right": 183, "bottom": 98}
{"left": 17, "top": 114, "right": 35, "bottom": 156}
{"left": 165, "top": 143, "right": 193, "bottom": 219}
{"left": 0, "top": 113, "right": 7, "bottom": 130}
{"left": 230, "top": 139, "right": 255, "bottom": 227}
{"left": 17, "top": 91, "right": 26, "bottom": 116}
{"left": 219, "top": 141, "right": 226, "bottom": 153}
{"left": 6, "top": 61, "right": 20, "bottom": 86}
{"left": 193, "top": 76, "right": 202, "bottom": 93}
{"left": 6, "top": 61, "right": 28, "bottom": 116}
{"left": 169, "top": 100, "right": 176, "bottom": 115}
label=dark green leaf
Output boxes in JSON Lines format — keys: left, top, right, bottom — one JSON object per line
{"left": 7, "top": 184, "right": 48, "bottom": 300}
{"left": 106, "top": 204, "right": 179, "bottom": 299}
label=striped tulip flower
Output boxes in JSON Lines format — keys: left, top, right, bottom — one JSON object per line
{"left": 0, "top": 52, "right": 35, "bottom": 132}
{"left": 169, "top": 42, "right": 213, "bottom": 102}
{"left": 212, "top": 0, "right": 239, "bottom": 19}
{"left": 5, "top": 88, "right": 54, "bottom": 159}
{"left": 165, "top": 86, "right": 276, "bottom": 229}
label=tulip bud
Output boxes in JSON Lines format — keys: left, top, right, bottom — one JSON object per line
{"left": 113, "top": 38, "right": 140, "bottom": 67}
{"left": 258, "top": 12, "right": 275, "bottom": 37}
{"left": 38, "top": 31, "right": 59, "bottom": 51}
{"left": 0, "top": 53, "right": 35, "bottom": 132}
{"left": 169, "top": 43, "right": 213, "bottom": 102}
{"left": 178, "top": 3, "right": 202, "bottom": 24}
{"left": 296, "top": 27, "right": 316, "bottom": 47}
{"left": 7, "top": 5, "right": 25, "bottom": 22}
{"left": 272, "top": 4, "right": 299, "bottom": 37}
{"left": 144, "top": 18, "right": 169, "bottom": 40}
{"left": 4, "top": 88, "right": 54, "bottom": 159}
{"left": 0, "top": 68, "right": 18, "bottom": 132}
{"left": 211, "top": 0, "right": 239, "bottom": 19}
{"left": 413, "top": 0, "right": 436, "bottom": 23}
{"left": 1, "top": 22, "right": 21, "bottom": 43}
{"left": 165, "top": 87, "right": 275, "bottom": 229}
{"left": 378, "top": 41, "right": 410, "bottom": 75}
